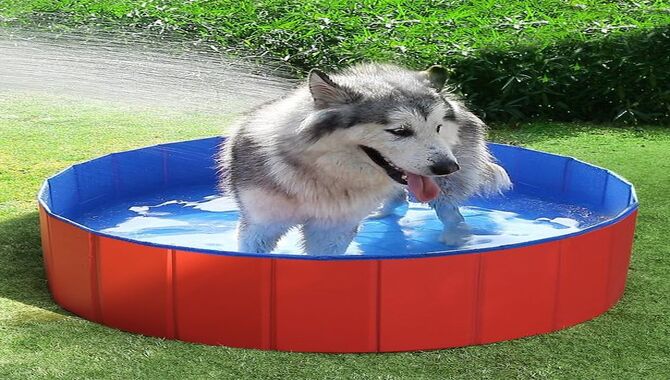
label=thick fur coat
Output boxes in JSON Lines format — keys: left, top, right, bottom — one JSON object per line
{"left": 220, "top": 63, "right": 511, "bottom": 254}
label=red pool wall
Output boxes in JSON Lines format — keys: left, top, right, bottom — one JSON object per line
{"left": 38, "top": 207, "right": 637, "bottom": 353}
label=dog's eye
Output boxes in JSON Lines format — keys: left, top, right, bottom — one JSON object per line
{"left": 436, "top": 124, "right": 442, "bottom": 133}
{"left": 385, "top": 128, "right": 414, "bottom": 137}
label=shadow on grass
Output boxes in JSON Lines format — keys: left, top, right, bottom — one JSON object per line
{"left": 0, "top": 211, "right": 66, "bottom": 315}
{"left": 488, "top": 122, "right": 588, "bottom": 146}
{"left": 489, "top": 122, "right": 670, "bottom": 148}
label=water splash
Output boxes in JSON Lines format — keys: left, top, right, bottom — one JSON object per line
{"left": 0, "top": 26, "right": 296, "bottom": 114}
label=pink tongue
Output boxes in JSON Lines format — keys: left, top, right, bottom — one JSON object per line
{"left": 406, "top": 172, "right": 440, "bottom": 202}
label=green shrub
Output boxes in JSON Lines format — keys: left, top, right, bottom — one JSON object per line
{"left": 450, "top": 25, "right": 670, "bottom": 124}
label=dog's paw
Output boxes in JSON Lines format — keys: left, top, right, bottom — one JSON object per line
{"left": 439, "top": 224, "right": 471, "bottom": 246}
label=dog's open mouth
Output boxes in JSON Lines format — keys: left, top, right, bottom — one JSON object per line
{"left": 360, "top": 145, "right": 440, "bottom": 202}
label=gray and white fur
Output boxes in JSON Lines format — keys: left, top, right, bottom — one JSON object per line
{"left": 219, "top": 63, "right": 511, "bottom": 254}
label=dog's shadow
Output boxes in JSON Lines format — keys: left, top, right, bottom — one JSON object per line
{"left": 0, "top": 211, "right": 69, "bottom": 319}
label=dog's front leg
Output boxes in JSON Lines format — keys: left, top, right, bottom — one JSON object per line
{"left": 369, "top": 186, "right": 408, "bottom": 219}
{"left": 301, "top": 219, "right": 360, "bottom": 255}
{"left": 430, "top": 198, "right": 470, "bottom": 246}
{"left": 237, "top": 218, "right": 293, "bottom": 253}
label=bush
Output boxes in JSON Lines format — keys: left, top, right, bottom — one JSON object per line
{"left": 450, "top": 25, "right": 670, "bottom": 124}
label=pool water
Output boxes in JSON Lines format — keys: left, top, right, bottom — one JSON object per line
{"left": 70, "top": 183, "right": 608, "bottom": 257}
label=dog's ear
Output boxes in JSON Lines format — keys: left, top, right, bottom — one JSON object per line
{"left": 421, "top": 65, "right": 448, "bottom": 92}
{"left": 308, "top": 69, "right": 349, "bottom": 108}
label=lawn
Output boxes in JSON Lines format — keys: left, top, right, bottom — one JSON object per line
{"left": 1, "top": 94, "right": 669, "bottom": 379}
{"left": 2, "top": 0, "right": 668, "bottom": 69}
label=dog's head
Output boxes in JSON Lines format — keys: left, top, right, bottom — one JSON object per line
{"left": 300, "top": 64, "right": 466, "bottom": 201}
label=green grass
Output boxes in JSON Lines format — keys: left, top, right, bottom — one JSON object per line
{"left": 1, "top": 95, "right": 669, "bottom": 379}
{"left": 1, "top": 0, "right": 667, "bottom": 69}
{"left": 2, "top": 1, "right": 669, "bottom": 123}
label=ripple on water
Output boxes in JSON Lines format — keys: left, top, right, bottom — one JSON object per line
{"left": 72, "top": 184, "right": 609, "bottom": 257}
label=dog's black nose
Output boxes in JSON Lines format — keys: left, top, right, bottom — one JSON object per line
{"left": 430, "top": 159, "right": 460, "bottom": 175}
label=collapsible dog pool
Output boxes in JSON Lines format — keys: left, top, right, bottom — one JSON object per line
{"left": 37, "top": 137, "right": 637, "bottom": 352}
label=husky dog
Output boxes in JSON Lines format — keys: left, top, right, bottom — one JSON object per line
{"left": 220, "top": 63, "right": 511, "bottom": 254}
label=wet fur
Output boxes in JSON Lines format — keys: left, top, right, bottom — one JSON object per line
{"left": 219, "top": 63, "right": 511, "bottom": 254}
{"left": 372, "top": 99, "right": 512, "bottom": 244}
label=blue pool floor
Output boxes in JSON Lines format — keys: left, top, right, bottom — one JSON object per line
{"left": 68, "top": 183, "right": 609, "bottom": 257}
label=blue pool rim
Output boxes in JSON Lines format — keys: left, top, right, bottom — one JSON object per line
{"left": 37, "top": 137, "right": 639, "bottom": 261}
